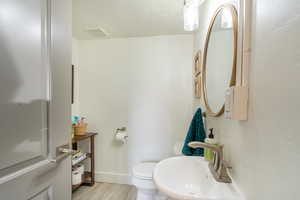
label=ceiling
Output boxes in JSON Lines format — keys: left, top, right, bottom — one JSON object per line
{"left": 73, "top": 0, "right": 190, "bottom": 40}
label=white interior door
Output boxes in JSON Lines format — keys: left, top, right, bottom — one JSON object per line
{"left": 0, "top": 0, "right": 72, "bottom": 199}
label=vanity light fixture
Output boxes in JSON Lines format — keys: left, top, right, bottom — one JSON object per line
{"left": 183, "top": 0, "right": 205, "bottom": 31}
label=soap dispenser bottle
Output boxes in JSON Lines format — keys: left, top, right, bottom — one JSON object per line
{"left": 204, "top": 128, "right": 217, "bottom": 161}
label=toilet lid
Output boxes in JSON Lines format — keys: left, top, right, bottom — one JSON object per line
{"left": 133, "top": 162, "right": 157, "bottom": 180}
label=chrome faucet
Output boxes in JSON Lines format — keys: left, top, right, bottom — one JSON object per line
{"left": 188, "top": 142, "right": 232, "bottom": 183}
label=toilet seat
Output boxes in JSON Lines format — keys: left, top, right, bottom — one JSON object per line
{"left": 133, "top": 162, "right": 157, "bottom": 180}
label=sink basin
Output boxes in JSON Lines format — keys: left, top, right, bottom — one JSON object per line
{"left": 153, "top": 156, "right": 243, "bottom": 200}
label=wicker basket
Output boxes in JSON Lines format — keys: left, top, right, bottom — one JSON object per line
{"left": 73, "top": 123, "right": 88, "bottom": 136}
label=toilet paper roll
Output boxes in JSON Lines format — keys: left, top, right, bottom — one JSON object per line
{"left": 115, "top": 132, "right": 128, "bottom": 143}
{"left": 76, "top": 164, "right": 84, "bottom": 175}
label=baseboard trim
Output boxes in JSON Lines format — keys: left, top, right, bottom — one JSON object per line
{"left": 95, "top": 171, "right": 131, "bottom": 185}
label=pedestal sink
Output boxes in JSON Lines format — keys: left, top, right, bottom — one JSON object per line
{"left": 153, "top": 156, "right": 243, "bottom": 200}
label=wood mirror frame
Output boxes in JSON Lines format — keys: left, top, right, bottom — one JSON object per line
{"left": 202, "top": 4, "right": 238, "bottom": 117}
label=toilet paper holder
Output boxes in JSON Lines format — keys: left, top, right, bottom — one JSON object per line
{"left": 115, "top": 127, "right": 128, "bottom": 143}
{"left": 115, "top": 127, "right": 128, "bottom": 138}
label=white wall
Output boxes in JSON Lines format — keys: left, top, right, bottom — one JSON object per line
{"left": 76, "top": 35, "right": 194, "bottom": 183}
{"left": 194, "top": 0, "right": 300, "bottom": 199}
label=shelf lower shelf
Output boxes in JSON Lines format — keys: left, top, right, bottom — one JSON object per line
{"left": 72, "top": 172, "right": 93, "bottom": 192}
{"left": 72, "top": 132, "right": 97, "bottom": 193}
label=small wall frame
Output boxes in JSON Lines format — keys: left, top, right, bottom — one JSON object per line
{"left": 194, "top": 50, "right": 202, "bottom": 76}
{"left": 194, "top": 50, "right": 202, "bottom": 99}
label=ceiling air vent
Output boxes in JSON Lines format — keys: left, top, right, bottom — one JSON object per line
{"left": 85, "top": 26, "right": 109, "bottom": 37}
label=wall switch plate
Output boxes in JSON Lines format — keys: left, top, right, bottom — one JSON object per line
{"left": 225, "top": 86, "right": 248, "bottom": 120}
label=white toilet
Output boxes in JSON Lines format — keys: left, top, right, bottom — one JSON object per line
{"left": 132, "top": 162, "right": 159, "bottom": 200}
{"left": 132, "top": 142, "right": 183, "bottom": 200}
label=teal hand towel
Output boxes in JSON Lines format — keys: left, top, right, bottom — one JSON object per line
{"left": 182, "top": 108, "right": 206, "bottom": 156}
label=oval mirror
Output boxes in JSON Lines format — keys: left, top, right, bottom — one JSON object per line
{"left": 202, "top": 5, "right": 238, "bottom": 117}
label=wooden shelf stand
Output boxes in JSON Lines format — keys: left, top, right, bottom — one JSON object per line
{"left": 72, "top": 132, "right": 97, "bottom": 192}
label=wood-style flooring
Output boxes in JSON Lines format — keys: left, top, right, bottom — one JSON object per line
{"left": 72, "top": 183, "right": 137, "bottom": 200}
